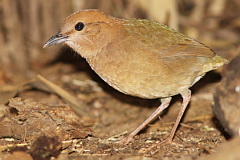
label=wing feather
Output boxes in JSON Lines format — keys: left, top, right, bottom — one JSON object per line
{"left": 124, "top": 19, "right": 215, "bottom": 58}
{"left": 159, "top": 41, "right": 215, "bottom": 58}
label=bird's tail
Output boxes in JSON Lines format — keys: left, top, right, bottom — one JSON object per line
{"left": 211, "top": 55, "right": 229, "bottom": 70}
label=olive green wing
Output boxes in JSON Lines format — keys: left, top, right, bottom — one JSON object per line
{"left": 153, "top": 25, "right": 215, "bottom": 58}
{"left": 158, "top": 40, "right": 215, "bottom": 58}
{"left": 125, "top": 19, "right": 215, "bottom": 58}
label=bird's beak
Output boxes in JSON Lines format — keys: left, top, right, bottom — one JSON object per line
{"left": 43, "top": 33, "right": 69, "bottom": 48}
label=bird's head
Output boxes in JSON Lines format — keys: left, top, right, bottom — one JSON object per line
{"left": 44, "top": 9, "right": 121, "bottom": 58}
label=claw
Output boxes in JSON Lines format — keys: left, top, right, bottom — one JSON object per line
{"left": 115, "top": 136, "right": 134, "bottom": 144}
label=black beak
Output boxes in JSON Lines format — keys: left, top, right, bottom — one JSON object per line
{"left": 43, "top": 34, "right": 69, "bottom": 48}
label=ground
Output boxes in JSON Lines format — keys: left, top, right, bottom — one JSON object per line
{"left": 0, "top": 56, "right": 233, "bottom": 160}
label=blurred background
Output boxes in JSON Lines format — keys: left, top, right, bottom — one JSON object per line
{"left": 0, "top": 0, "right": 239, "bottom": 77}
{"left": 0, "top": 0, "right": 240, "bottom": 158}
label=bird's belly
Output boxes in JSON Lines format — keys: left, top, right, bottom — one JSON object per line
{"left": 88, "top": 56, "right": 205, "bottom": 99}
{"left": 96, "top": 70, "right": 193, "bottom": 99}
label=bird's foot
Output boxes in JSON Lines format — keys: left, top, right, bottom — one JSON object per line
{"left": 141, "top": 137, "right": 182, "bottom": 154}
{"left": 158, "top": 137, "right": 182, "bottom": 146}
{"left": 115, "top": 135, "right": 134, "bottom": 144}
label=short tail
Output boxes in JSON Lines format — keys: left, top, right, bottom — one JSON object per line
{"left": 211, "top": 55, "right": 229, "bottom": 70}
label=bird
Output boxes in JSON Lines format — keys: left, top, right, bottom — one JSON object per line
{"left": 44, "top": 9, "right": 228, "bottom": 144}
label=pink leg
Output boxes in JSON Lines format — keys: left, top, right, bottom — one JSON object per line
{"left": 162, "top": 89, "right": 191, "bottom": 144}
{"left": 117, "top": 97, "right": 172, "bottom": 144}
{"left": 238, "top": 127, "right": 240, "bottom": 137}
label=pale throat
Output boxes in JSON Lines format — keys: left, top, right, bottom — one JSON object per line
{"left": 65, "top": 40, "right": 100, "bottom": 59}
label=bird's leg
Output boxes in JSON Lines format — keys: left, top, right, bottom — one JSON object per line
{"left": 142, "top": 89, "right": 192, "bottom": 153}
{"left": 117, "top": 97, "right": 172, "bottom": 144}
{"left": 160, "top": 89, "right": 191, "bottom": 144}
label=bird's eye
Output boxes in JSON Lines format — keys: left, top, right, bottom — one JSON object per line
{"left": 75, "top": 22, "right": 84, "bottom": 31}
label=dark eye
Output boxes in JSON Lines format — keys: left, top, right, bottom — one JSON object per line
{"left": 75, "top": 22, "right": 84, "bottom": 31}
